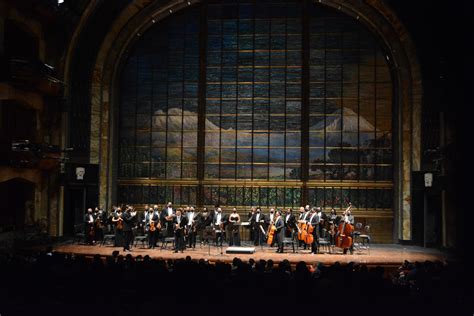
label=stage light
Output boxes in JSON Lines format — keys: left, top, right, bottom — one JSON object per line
{"left": 58, "top": 0, "right": 64, "bottom": 4}
{"left": 187, "top": 1, "right": 191, "bottom": 5}
{"left": 152, "top": 19, "right": 156, "bottom": 23}
{"left": 169, "top": 9, "right": 173, "bottom": 13}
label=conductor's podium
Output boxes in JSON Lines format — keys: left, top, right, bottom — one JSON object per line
{"left": 225, "top": 246, "right": 256, "bottom": 254}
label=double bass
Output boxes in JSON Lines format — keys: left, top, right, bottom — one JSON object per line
{"left": 335, "top": 204, "right": 354, "bottom": 250}
{"left": 266, "top": 223, "right": 276, "bottom": 245}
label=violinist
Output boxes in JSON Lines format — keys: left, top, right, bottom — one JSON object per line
{"left": 186, "top": 206, "right": 198, "bottom": 249}
{"left": 122, "top": 206, "right": 137, "bottom": 252}
{"left": 112, "top": 207, "right": 124, "bottom": 247}
{"left": 84, "top": 208, "right": 95, "bottom": 245}
{"left": 146, "top": 206, "right": 160, "bottom": 249}
{"left": 274, "top": 210, "right": 285, "bottom": 253}
{"left": 197, "top": 207, "right": 210, "bottom": 245}
{"left": 247, "top": 206, "right": 256, "bottom": 242}
{"left": 93, "top": 206, "right": 105, "bottom": 241}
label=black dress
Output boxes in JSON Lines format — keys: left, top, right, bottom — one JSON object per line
{"left": 229, "top": 215, "right": 241, "bottom": 246}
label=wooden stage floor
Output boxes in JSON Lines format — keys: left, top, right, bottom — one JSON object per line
{"left": 52, "top": 240, "right": 452, "bottom": 267}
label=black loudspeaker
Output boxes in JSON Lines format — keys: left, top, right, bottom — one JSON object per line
{"left": 225, "top": 247, "right": 256, "bottom": 254}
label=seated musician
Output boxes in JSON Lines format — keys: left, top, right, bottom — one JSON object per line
{"left": 228, "top": 207, "right": 241, "bottom": 246}
{"left": 173, "top": 208, "right": 188, "bottom": 253}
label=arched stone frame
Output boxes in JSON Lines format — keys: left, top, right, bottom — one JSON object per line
{"left": 86, "top": 0, "right": 421, "bottom": 241}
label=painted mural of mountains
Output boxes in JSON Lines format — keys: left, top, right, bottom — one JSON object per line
{"left": 152, "top": 107, "right": 384, "bottom": 149}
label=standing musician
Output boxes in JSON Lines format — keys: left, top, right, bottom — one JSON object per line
{"left": 84, "top": 208, "right": 95, "bottom": 245}
{"left": 284, "top": 208, "right": 296, "bottom": 238}
{"left": 327, "top": 208, "right": 340, "bottom": 246}
{"left": 265, "top": 208, "right": 276, "bottom": 247}
{"left": 251, "top": 207, "right": 265, "bottom": 246}
{"left": 122, "top": 206, "right": 137, "bottom": 252}
{"left": 93, "top": 206, "right": 105, "bottom": 242}
{"left": 213, "top": 207, "right": 225, "bottom": 247}
{"left": 228, "top": 207, "right": 241, "bottom": 246}
{"left": 274, "top": 210, "right": 285, "bottom": 253}
{"left": 196, "top": 207, "right": 209, "bottom": 245}
{"left": 161, "top": 202, "right": 175, "bottom": 238}
{"left": 173, "top": 208, "right": 188, "bottom": 253}
{"left": 186, "top": 206, "right": 198, "bottom": 249}
{"left": 146, "top": 206, "right": 160, "bottom": 249}
{"left": 247, "top": 206, "right": 256, "bottom": 243}
{"left": 342, "top": 203, "right": 354, "bottom": 254}
{"left": 112, "top": 207, "right": 124, "bottom": 247}
{"left": 298, "top": 206, "right": 311, "bottom": 249}
{"left": 308, "top": 207, "right": 321, "bottom": 254}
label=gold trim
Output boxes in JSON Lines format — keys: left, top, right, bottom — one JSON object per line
{"left": 118, "top": 179, "right": 393, "bottom": 188}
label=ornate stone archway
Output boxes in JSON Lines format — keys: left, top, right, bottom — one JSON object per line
{"left": 75, "top": 0, "right": 421, "bottom": 242}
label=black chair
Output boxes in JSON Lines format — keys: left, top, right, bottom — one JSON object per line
{"left": 74, "top": 233, "right": 85, "bottom": 244}
{"left": 358, "top": 225, "right": 371, "bottom": 254}
{"left": 134, "top": 235, "right": 148, "bottom": 248}
{"left": 161, "top": 237, "right": 175, "bottom": 250}
{"left": 100, "top": 234, "right": 115, "bottom": 247}
{"left": 318, "top": 228, "right": 332, "bottom": 253}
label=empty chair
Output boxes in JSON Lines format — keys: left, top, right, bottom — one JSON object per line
{"left": 318, "top": 228, "right": 332, "bottom": 253}
{"left": 358, "top": 225, "right": 371, "bottom": 254}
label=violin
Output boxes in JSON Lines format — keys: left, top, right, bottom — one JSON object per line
{"left": 149, "top": 219, "right": 156, "bottom": 232}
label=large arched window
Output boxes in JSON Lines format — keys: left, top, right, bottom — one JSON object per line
{"left": 117, "top": 0, "right": 392, "bottom": 212}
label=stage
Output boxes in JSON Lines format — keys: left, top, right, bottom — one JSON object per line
{"left": 51, "top": 240, "right": 452, "bottom": 268}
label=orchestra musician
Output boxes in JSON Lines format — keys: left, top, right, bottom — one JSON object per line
{"left": 265, "top": 208, "right": 276, "bottom": 247}
{"left": 196, "top": 207, "right": 210, "bottom": 245}
{"left": 298, "top": 206, "right": 311, "bottom": 249}
{"left": 327, "top": 208, "right": 340, "bottom": 246}
{"left": 308, "top": 207, "right": 321, "bottom": 254}
{"left": 112, "top": 207, "right": 124, "bottom": 247}
{"left": 251, "top": 207, "right": 265, "bottom": 246}
{"left": 342, "top": 203, "right": 355, "bottom": 254}
{"left": 247, "top": 206, "right": 256, "bottom": 242}
{"left": 145, "top": 206, "right": 160, "bottom": 249}
{"left": 186, "top": 206, "right": 198, "bottom": 249}
{"left": 161, "top": 202, "right": 175, "bottom": 238}
{"left": 122, "top": 206, "right": 137, "bottom": 252}
{"left": 173, "top": 208, "right": 188, "bottom": 253}
{"left": 274, "top": 210, "right": 285, "bottom": 253}
{"left": 284, "top": 208, "right": 296, "bottom": 238}
{"left": 93, "top": 206, "right": 105, "bottom": 241}
{"left": 84, "top": 208, "right": 95, "bottom": 245}
{"left": 213, "top": 207, "right": 225, "bottom": 247}
{"left": 228, "top": 207, "right": 241, "bottom": 246}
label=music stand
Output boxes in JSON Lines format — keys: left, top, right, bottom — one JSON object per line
{"left": 203, "top": 227, "right": 216, "bottom": 256}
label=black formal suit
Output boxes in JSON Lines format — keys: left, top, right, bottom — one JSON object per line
{"left": 173, "top": 215, "right": 188, "bottom": 252}
{"left": 122, "top": 210, "right": 136, "bottom": 251}
{"left": 83, "top": 213, "right": 95, "bottom": 245}
{"left": 250, "top": 212, "right": 265, "bottom": 246}
{"left": 284, "top": 213, "right": 296, "bottom": 238}
{"left": 274, "top": 216, "right": 285, "bottom": 253}
{"left": 146, "top": 211, "right": 160, "bottom": 248}
{"left": 161, "top": 207, "right": 175, "bottom": 238}
{"left": 213, "top": 212, "right": 225, "bottom": 246}
{"left": 308, "top": 212, "right": 320, "bottom": 254}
